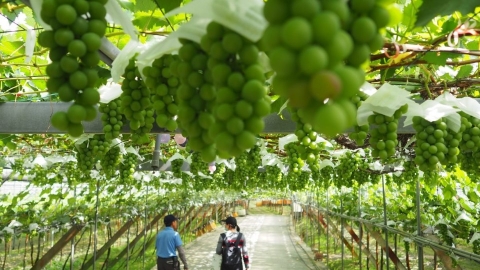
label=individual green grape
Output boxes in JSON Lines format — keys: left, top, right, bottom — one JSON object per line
{"left": 120, "top": 56, "right": 154, "bottom": 145}
{"left": 99, "top": 98, "right": 123, "bottom": 140}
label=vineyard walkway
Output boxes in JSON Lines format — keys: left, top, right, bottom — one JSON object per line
{"left": 152, "top": 211, "right": 327, "bottom": 270}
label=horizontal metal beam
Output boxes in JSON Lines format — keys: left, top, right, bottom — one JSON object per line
{"left": 0, "top": 102, "right": 421, "bottom": 135}
{"left": 0, "top": 102, "right": 298, "bottom": 134}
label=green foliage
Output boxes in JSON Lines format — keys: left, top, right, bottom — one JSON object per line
{"left": 415, "top": 0, "right": 479, "bottom": 27}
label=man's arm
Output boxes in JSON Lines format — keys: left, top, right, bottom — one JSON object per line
{"left": 177, "top": 246, "right": 188, "bottom": 269}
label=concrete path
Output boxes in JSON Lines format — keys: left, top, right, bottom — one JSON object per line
{"left": 169, "top": 214, "right": 326, "bottom": 270}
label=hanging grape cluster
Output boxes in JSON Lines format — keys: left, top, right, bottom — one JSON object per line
{"left": 458, "top": 152, "right": 480, "bottom": 181}
{"left": 368, "top": 104, "right": 408, "bottom": 161}
{"left": 413, "top": 116, "right": 464, "bottom": 171}
{"left": 171, "top": 158, "right": 184, "bottom": 178}
{"left": 284, "top": 142, "right": 304, "bottom": 174}
{"left": 31, "top": 165, "right": 48, "bottom": 185}
{"left": 75, "top": 134, "right": 109, "bottom": 172}
{"left": 459, "top": 112, "right": 480, "bottom": 151}
{"left": 289, "top": 170, "right": 311, "bottom": 191}
{"left": 246, "top": 144, "right": 262, "bottom": 179}
{"left": 349, "top": 92, "right": 369, "bottom": 146}
{"left": 201, "top": 21, "right": 271, "bottom": 159}
{"left": 436, "top": 223, "right": 454, "bottom": 246}
{"left": 120, "top": 57, "right": 155, "bottom": 145}
{"left": 101, "top": 144, "right": 121, "bottom": 179}
{"left": 353, "top": 150, "right": 373, "bottom": 186}
{"left": 234, "top": 150, "right": 249, "bottom": 184}
{"left": 119, "top": 152, "right": 137, "bottom": 185}
{"left": 265, "top": 165, "right": 284, "bottom": 189}
{"left": 334, "top": 151, "right": 361, "bottom": 188}
{"left": 99, "top": 98, "right": 123, "bottom": 140}
{"left": 174, "top": 40, "right": 218, "bottom": 161}
{"left": 456, "top": 219, "right": 472, "bottom": 241}
{"left": 290, "top": 109, "right": 322, "bottom": 180}
{"left": 40, "top": 0, "right": 106, "bottom": 137}
{"left": 319, "top": 165, "right": 334, "bottom": 188}
{"left": 262, "top": 0, "right": 391, "bottom": 137}
{"left": 143, "top": 54, "right": 180, "bottom": 132}
{"left": 64, "top": 161, "right": 82, "bottom": 185}
{"left": 473, "top": 239, "right": 480, "bottom": 254}
{"left": 189, "top": 152, "right": 209, "bottom": 175}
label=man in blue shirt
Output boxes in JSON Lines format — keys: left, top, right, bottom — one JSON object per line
{"left": 156, "top": 214, "right": 189, "bottom": 270}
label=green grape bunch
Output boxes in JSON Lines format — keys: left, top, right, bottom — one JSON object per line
{"left": 100, "top": 144, "right": 121, "bottom": 179}
{"left": 459, "top": 112, "right": 480, "bottom": 152}
{"left": 99, "top": 98, "right": 124, "bottom": 140}
{"left": 39, "top": 0, "right": 107, "bottom": 137}
{"left": 120, "top": 57, "right": 155, "bottom": 145}
{"left": 234, "top": 150, "right": 249, "bottom": 183}
{"left": 456, "top": 219, "right": 472, "bottom": 241}
{"left": 368, "top": 104, "right": 408, "bottom": 161}
{"left": 144, "top": 54, "right": 180, "bottom": 132}
{"left": 174, "top": 39, "right": 218, "bottom": 161}
{"left": 75, "top": 134, "right": 109, "bottom": 172}
{"left": 201, "top": 21, "right": 271, "bottom": 159}
{"left": 284, "top": 142, "right": 304, "bottom": 174}
{"left": 349, "top": 92, "right": 369, "bottom": 146}
{"left": 189, "top": 151, "right": 209, "bottom": 176}
{"left": 412, "top": 116, "right": 464, "bottom": 171}
{"left": 334, "top": 151, "right": 361, "bottom": 188}
{"left": 473, "top": 239, "right": 480, "bottom": 255}
{"left": 247, "top": 144, "right": 262, "bottom": 179}
{"left": 171, "top": 159, "right": 184, "bottom": 178}
{"left": 119, "top": 152, "right": 138, "bottom": 185}
{"left": 436, "top": 223, "right": 454, "bottom": 246}
{"left": 261, "top": 0, "right": 392, "bottom": 137}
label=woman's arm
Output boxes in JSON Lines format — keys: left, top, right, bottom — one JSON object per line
{"left": 216, "top": 235, "right": 224, "bottom": 254}
{"left": 241, "top": 234, "right": 250, "bottom": 269}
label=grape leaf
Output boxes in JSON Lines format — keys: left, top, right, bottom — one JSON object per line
{"left": 153, "top": 0, "right": 182, "bottom": 13}
{"left": 422, "top": 52, "right": 457, "bottom": 65}
{"left": 456, "top": 65, "right": 473, "bottom": 79}
{"left": 415, "top": 0, "right": 479, "bottom": 27}
{"left": 135, "top": 0, "right": 157, "bottom": 12}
